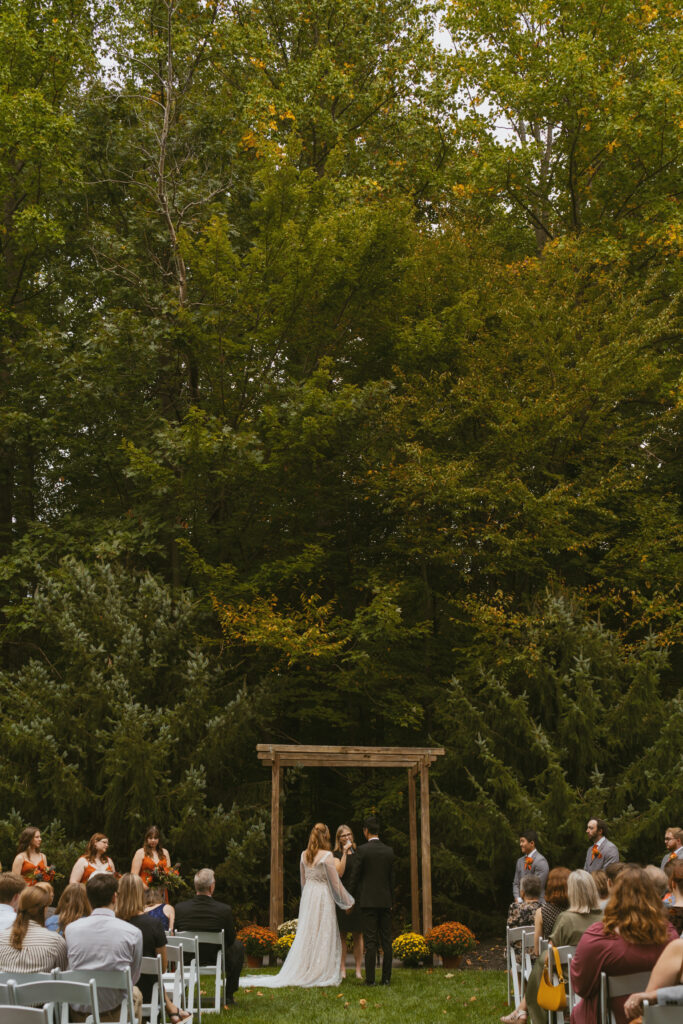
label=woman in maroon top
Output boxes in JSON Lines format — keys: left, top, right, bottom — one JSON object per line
{"left": 570, "top": 866, "right": 678, "bottom": 1024}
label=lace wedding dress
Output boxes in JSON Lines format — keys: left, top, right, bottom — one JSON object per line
{"left": 239, "top": 849, "right": 355, "bottom": 988}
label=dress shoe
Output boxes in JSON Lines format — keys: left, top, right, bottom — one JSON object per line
{"left": 380, "top": 980, "right": 391, "bottom": 986}
{"left": 364, "top": 980, "right": 376, "bottom": 986}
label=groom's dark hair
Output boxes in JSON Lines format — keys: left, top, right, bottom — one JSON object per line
{"left": 363, "top": 816, "right": 380, "bottom": 835}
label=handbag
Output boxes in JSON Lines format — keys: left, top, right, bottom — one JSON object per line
{"left": 537, "top": 943, "right": 567, "bottom": 1012}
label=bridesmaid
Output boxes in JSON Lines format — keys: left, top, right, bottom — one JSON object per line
{"left": 333, "top": 824, "right": 364, "bottom": 979}
{"left": 11, "top": 827, "right": 48, "bottom": 885}
{"left": 131, "top": 825, "right": 171, "bottom": 888}
{"left": 70, "top": 833, "right": 116, "bottom": 884}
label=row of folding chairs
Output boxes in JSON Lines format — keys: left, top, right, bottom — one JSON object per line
{"left": 167, "top": 929, "right": 226, "bottom": 1020}
{"left": 506, "top": 925, "right": 535, "bottom": 1007}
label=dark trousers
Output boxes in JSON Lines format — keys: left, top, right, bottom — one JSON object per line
{"left": 225, "top": 939, "right": 244, "bottom": 998}
{"left": 361, "top": 907, "right": 392, "bottom": 984}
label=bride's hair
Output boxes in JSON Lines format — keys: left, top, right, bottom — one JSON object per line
{"left": 305, "top": 823, "right": 331, "bottom": 864}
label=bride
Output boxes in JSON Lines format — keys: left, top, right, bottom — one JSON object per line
{"left": 239, "top": 822, "right": 355, "bottom": 988}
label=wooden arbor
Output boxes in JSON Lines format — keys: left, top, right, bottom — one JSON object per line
{"left": 256, "top": 744, "right": 445, "bottom": 933}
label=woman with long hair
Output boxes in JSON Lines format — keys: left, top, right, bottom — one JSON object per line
{"left": 0, "top": 884, "right": 67, "bottom": 971}
{"left": 131, "top": 826, "right": 171, "bottom": 889}
{"left": 240, "top": 822, "right": 355, "bottom": 989}
{"left": 116, "top": 873, "right": 189, "bottom": 1023}
{"left": 70, "top": 833, "right": 116, "bottom": 884}
{"left": 333, "top": 824, "right": 364, "bottom": 979}
{"left": 143, "top": 886, "right": 175, "bottom": 932}
{"left": 522, "top": 871, "right": 603, "bottom": 1024}
{"left": 570, "top": 866, "right": 678, "bottom": 1024}
{"left": 45, "top": 883, "right": 91, "bottom": 934}
{"left": 11, "top": 828, "right": 49, "bottom": 886}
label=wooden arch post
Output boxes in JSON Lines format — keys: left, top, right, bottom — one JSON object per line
{"left": 256, "top": 744, "right": 444, "bottom": 933}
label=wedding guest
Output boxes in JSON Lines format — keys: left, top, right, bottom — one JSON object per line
{"left": 46, "top": 883, "right": 91, "bottom": 934}
{"left": 507, "top": 874, "right": 543, "bottom": 929}
{"left": 604, "top": 861, "right": 626, "bottom": 889}
{"left": 117, "top": 873, "right": 189, "bottom": 1023}
{"left": 175, "top": 868, "right": 244, "bottom": 1006}
{"left": 70, "top": 833, "right": 116, "bottom": 884}
{"left": 131, "top": 825, "right": 170, "bottom": 889}
{"left": 665, "top": 861, "right": 683, "bottom": 935}
{"left": 11, "top": 827, "right": 49, "bottom": 886}
{"left": 65, "top": 873, "right": 142, "bottom": 1022}
{"left": 570, "top": 866, "right": 678, "bottom": 1024}
{"left": 333, "top": 824, "right": 364, "bottom": 979}
{"left": 583, "top": 818, "right": 619, "bottom": 873}
{"left": 532, "top": 866, "right": 570, "bottom": 956}
{"left": 143, "top": 886, "right": 174, "bottom": 932}
{"left": 502, "top": 869, "right": 599, "bottom": 1024}
{"left": 0, "top": 884, "right": 67, "bottom": 971}
{"left": 623, "top": 937, "right": 683, "bottom": 1018}
{"left": 660, "top": 827, "right": 683, "bottom": 870}
{"left": 0, "top": 872, "right": 25, "bottom": 929}
{"left": 592, "top": 869, "right": 609, "bottom": 909}
{"left": 645, "top": 864, "right": 669, "bottom": 900}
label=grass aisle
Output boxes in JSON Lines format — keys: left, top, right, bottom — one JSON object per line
{"left": 208, "top": 967, "right": 506, "bottom": 1023}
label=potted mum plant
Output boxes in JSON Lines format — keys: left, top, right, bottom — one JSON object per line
{"left": 236, "top": 924, "right": 278, "bottom": 967}
{"left": 391, "top": 932, "right": 430, "bottom": 967}
{"left": 424, "top": 922, "right": 477, "bottom": 968}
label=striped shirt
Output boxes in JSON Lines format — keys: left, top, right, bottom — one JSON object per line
{"left": 0, "top": 920, "right": 68, "bottom": 972}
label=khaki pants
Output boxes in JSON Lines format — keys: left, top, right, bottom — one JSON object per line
{"left": 72, "top": 985, "right": 143, "bottom": 1023}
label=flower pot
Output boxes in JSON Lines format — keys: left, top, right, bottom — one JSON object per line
{"left": 440, "top": 954, "right": 462, "bottom": 969}
{"left": 246, "top": 954, "right": 263, "bottom": 967}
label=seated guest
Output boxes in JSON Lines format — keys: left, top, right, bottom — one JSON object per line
{"left": 175, "top": 868, "right": 244, "bottom": 1007}
{"left": 65, "top": 872, "right": 142, "bottom": 1023}
{"left": 0, "top": 872, "right": 26, "bottom": 929}
{"left": 604, "top": 861, "right": 626, "bottom": 889}
{"left": 504, "top": 870, "right": 602, "bottom": 1024}
{"left": 532, "top": 866, "right": 571, "bottom": 957}
{"left": 665, "top": 862, "right": 683, "bottom": 935}
{"left": 46, "top": 883, "right": 91, "bottom": 934}
{"left": 0, "top": 884, "right": 67, "bottom": 971}
{"left": 644, "top": 864, "right": 669, "bottom": 901}
{"left": 117, "top": 873, "right": 189, "bottom": 1023}
{"left": 143, "top": 886, "right": 175, "bottom": 932}
{"left": 507, "top": 874, "right": 543, "bottom": 929}
{"left": 624, "top": 936, "right": 683, "bottom": 1018}
{"left": 592, "top": 870, "right": 609, "bottom": 909}
{"left": 570, "top": 866, "right": 678, "bottom": 1024}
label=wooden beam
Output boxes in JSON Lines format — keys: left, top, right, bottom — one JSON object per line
{"left": 269, "top": 755, "right": 282, "bottom": 930}
{"left": 257, "top": 743, "right": 445, "bottom": 762}
{"left": 257, "top": 756, "right": 440, "bottom": 768}
{"left": 408, "top": 768, "right": 420, "bottom": 932}
{"left": 420, "top": 758, "right": 432, "bottom": 934}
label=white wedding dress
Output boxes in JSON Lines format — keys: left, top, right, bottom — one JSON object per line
{"left": 239, "top": 849, "right": 355, "bottom": 988}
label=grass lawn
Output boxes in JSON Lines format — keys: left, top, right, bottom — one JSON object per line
{"left": 202, "top": 967, "right": 507, "bottom": 1023}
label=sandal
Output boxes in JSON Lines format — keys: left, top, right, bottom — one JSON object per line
{"left": 169, "top": 1011, "right": 191, "bottom": 1023}
{"left": 500, "top": 1011, "right": 527, "bottom": 1024}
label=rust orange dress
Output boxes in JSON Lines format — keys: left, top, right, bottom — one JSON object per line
{"left": 20, "top": 857, "right": 48, "bottom": 885}
{"left": 81, "top": 859, "right": 114, "bottom": 883}
{"left": 140, "top": 854, "right": 168, "bottom": 888}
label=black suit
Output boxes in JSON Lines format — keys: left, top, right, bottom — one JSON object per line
{"left": 349, "top": 837, "right": 395, "bottom": 984}
{"left": 174, "top": 893, "right": 244, "bottom": 999}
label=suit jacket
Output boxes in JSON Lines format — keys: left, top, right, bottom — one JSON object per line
{"left": 174, "top": 893, "right": 236, "bottom": 962}
{"left": 583, "top": 838, "right": 619, "bottom": 873}
{"left": 661, "top": 847, "right": 683, "bottom": 871}
{"left": 512, "top": 852, "right": 549, "bottom": 900}
{"left": 349, "top": 838, "right": 395, "bottom": 909}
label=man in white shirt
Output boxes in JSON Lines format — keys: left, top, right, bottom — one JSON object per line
{"left": 0, "top": 872, "right": 25, "bottom": 929}
{"left": 65, "top": 873, "right": 142, "bottom": 1022}
{"left": 584, "top": 818, "right": 619, "bottom": 873}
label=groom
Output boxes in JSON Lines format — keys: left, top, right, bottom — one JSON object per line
{"left": 349, "top": 815, "right": 395, "bottom": 986}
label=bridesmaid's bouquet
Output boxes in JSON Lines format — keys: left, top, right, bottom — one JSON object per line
{"left": 26, "top": 864, "right": 59, "bottom": 885}
{"left": 149, "top": 863, "right": 189, "bottom": 896}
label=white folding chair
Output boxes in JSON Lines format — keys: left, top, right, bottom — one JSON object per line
{"left": 139, "top": 954, "right": 165, "bottom": 1024}
{"left": 506, "top": 926, "right": 534, "bottom": 1007}
{"left": 600, "top": 971, "right": 652, "bottom": 1024}
{"left": 165, "top": 934, "right": 200, "bottom": 1021}
{"left": 8, "top": 977, "right": 100, "bottom": 1024}
{"left": 543, "top": 944, "right": 576, "bottom": 1024}
{"left": 56, "top": 966, "right": 136, "bottom": 1024}
{"left": 643, "top": 1001, "right": 682, "bottom": 1023}
{"left": 0, "top": 974, "right": 57, "bottom": 986}
{"left": 175, "top": 930, "right": 224, "bottom": 1015}
{"left": 0, "top": 1008, "right": 51, "bottom": 1024}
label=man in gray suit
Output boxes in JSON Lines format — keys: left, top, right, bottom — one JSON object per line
{"left": 512, "top": 830, "right": 549, "bottom": 902}
{"left": 660, "top": 827, "right": 683, "bottom": 870}
{"left": 584, "top": 818, "right": 619, "bottom": 872}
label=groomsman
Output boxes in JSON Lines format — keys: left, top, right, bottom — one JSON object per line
{"left": 349, "top": 816, "right": 395, "bottom": 987}
{"left": 512, "top": 830, "right": 549, "bottom": 902}
{"left": 660, "top": 827, "right": 683, "bottom": 869}
{"left": 584, "top": 818, "right": 619, "bottom": 872}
